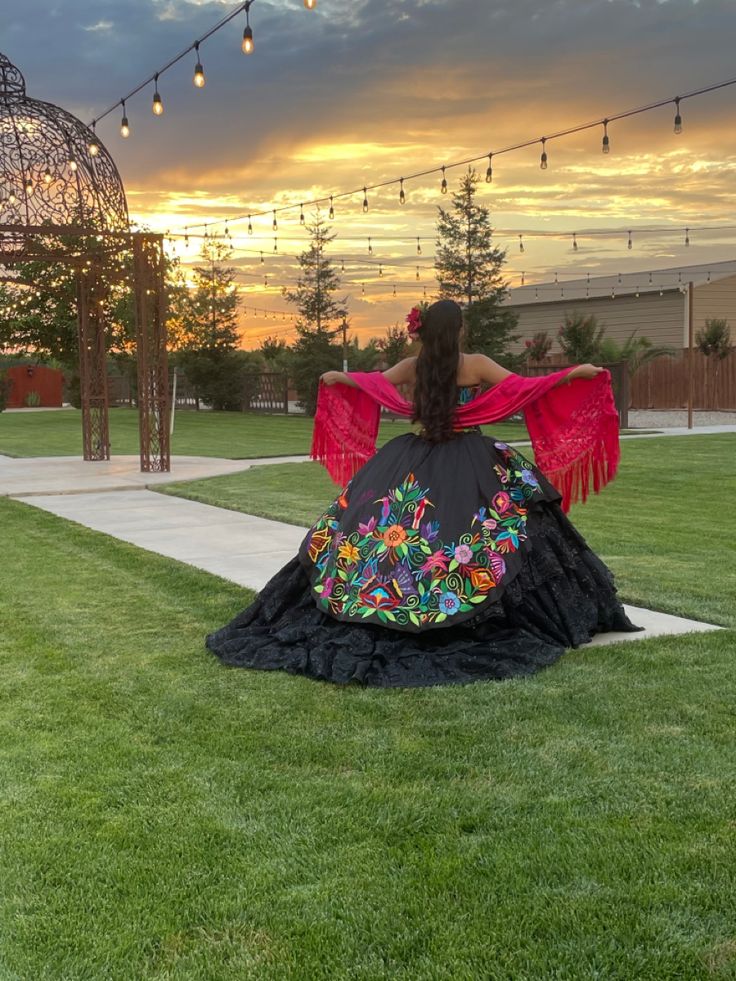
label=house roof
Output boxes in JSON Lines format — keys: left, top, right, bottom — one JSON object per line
{"left": 504, "top": 259, "right": 736, "bottom": 306}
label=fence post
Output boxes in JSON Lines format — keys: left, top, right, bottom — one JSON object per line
{"left": 283, "top": 373, "right": 289, "bottom": 414}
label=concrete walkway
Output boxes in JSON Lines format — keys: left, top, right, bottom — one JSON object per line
{"left": 3, "top": 452, "right": 723, "bottom": 649}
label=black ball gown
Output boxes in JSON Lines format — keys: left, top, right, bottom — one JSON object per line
{"left": 206, "top": 387, "right": 642, "bottom": 687}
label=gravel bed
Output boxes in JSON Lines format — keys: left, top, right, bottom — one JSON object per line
{"left": 628, "top": 410, "right": 736, "bottom": 428}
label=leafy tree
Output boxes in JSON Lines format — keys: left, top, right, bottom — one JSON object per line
{"left": 283, "top": 214, "right": 348, "bottom": 414}
{"left": 374, "top": 323, "right": 410, "bottom": 367}
{"left": 523, "top": 330, "right": 553, "bottom": 363}
{"left": 696, "top": 318, "right": 732, "bottom": 408}
{"left": 435, "top": 168, "right": 519, "bottom": 365}
{"left": 181, "top": 238, "right": 240, "bottom": 351}
{"left": 557, "top": 311, "right": 606, "bottom": 363}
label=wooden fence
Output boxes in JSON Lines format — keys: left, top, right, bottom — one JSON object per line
{"left": 630, "top": 349, "right": 736, "bottom": 410}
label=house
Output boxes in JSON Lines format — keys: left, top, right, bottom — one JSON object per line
{"left": 503, "top": 259, "right": 736, "bottom": 353}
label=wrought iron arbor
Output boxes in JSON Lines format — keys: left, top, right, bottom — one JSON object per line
{"left": 0, "top": 52, "right": 170, "bottom": 471}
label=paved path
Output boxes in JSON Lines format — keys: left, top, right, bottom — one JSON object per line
{"left": 3, "top": 452, "right": 723, "bottom": 650}
{"left": 0, "top": 453, "right": 308, "bottom": 497}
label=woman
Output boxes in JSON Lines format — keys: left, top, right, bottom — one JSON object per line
{"left": 206, "top": 300, "right": 641, "bottom": 686}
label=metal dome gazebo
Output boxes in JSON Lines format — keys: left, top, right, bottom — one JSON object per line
{"left": 0, "top": 52, "right": 169, "bottom": 471}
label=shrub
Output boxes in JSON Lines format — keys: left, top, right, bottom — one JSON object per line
{"left": 24, "top": 390, "right": 41, "bottom": 407}
{"left": 0, "top": 369, "right": 12, "bottom": 412}
{"left": 178, "top": 348, "right": 266, "bottom": 411}
{"left": 523, "top": 330, "right": 553, "bottom": 363}
{"left": 557, "top": 312, "right": 606, "bottom": 363}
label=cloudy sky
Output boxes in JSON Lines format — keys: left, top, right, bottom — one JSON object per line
{"left": 4, "top": 0, "right": 736, "bottom": 343}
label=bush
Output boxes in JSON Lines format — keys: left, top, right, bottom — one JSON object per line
{"left": 523, "top": 330, "right": 553, "bottom": 363}
{"left": 179, "top": 348, "right": 266, "bottom": 411}
{"left": 557, "top": 312, "right": 606, "bottom": 363}
{"left": 24, "top": 390, "right": 41, "bottom": 407}
{"left": 290, "top": 329, "right": 342, "bottom": 416}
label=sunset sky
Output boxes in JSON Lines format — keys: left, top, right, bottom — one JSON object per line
{"left": 4, "top": 0, "right": 736, "bottom": 345}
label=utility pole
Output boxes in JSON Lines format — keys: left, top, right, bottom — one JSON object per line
{"left": 341, "top": 318, "right": 348, "bottom": 371}
{"left": 687, "top": 281, "right": 694, "bottom": 430}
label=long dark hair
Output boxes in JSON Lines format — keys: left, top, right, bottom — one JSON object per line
{"left": 412, "top": 299, "right": 463, "bottom": 443}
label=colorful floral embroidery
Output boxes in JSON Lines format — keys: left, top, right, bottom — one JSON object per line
{"left": 304, "top": 455, "right": 542, "bottom": 628}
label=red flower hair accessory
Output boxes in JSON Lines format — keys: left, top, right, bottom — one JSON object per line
{"left": 406, "top": 305, "right": 424, "bottom": 337}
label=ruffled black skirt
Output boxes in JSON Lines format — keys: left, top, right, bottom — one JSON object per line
{"left": 206, "top": 496, "right": 642, "bottom": 688}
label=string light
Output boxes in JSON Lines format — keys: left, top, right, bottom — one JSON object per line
{"left": 248, "top": 216, "right": 253, "bottom": 234}
{"left": 416, "top": 238, "right": 422, "bottom": 255}
{"left": 602, "top": 119, "right": 610, "bottom": 154}
{"left": 43, "top": 169, "right": 52, "bottom": 185}
{"left": 362, "top": 187, "right": 369, "bottom": 213}
{"left": 242, "top": 2, "right": 254, "bottom": 54}
{"left": 399, "top": 178, "right": 406, "bottom": 205}
{"left": 674, "top": 97, "right": 682, "bottom": 134}
{"left": 572, "top": 232, "right": 578, "bottom": 251}
{"left": 685, "top": 227, "right": 690, "bottom": 246}
{"left": 485, "top": 153, "right": 493, "bottom": 183}
{"left": 120, "top": 101, "right": 130, "bottom": 137}
{"left": 273, "top": 237, "right": 278, "bottom": 252}
{"left": 441, "top": 166, "right": 448, "bottom": 194}
{"left": 521, "top": 271, "right": 525, "bottom": 286}
{"left": 329, "top": 195, "right": 334, "bottom": 220}
{"left": 368, "top": 237, "right": 373, "bottom": 255}
{"left": 379, "top": 264, "right": 383, "bottom": 278}
{"left": 627, "top": 230, "right": 633, "bottom": 250}
{"left": 416, "top": 266, "right": 420, "bottom": 281}
{"left": 299, "top": 204, "right": 305, "bottom": 225}
{"left": 272, "top": 211, "right": 278, "bottom": 231}
{"left": 88, "top": 122, "right": 99, "bottom": 156}
{"left": 152, "top": 74, "right": 164, "bottom": 115}
{"left": 304, "top": 0, "right": 316, "bottom": 8}
{"left": 393, "top": 284, "right": 397, "bottom": 297}
{"left": 193, "top": 43, "right": 205, "bottom": 87}
{"left": 540, "top": 137, "right": 548, "bottom": 170}
{"left": 260, "top": 251, "right": 264, "bottom": 264}
{"left": 519, "top": 234, "right": 524, "bottom": 253}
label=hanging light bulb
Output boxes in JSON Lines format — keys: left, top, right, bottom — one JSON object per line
{"left": 378, "top": 264, "right": 383, "bottom": 278}
{"left": 572, "top": 233, "right": 578, "bottom": 252}
{"left": 43, "top": 169, "right": 52, "bottom": 184}
{"left": 88, "top": 123, "right": 99, "bottom": 156}
{"left": 393, "top": 284, "right": 397, "bottom": 297}
{"left": 602, "top": 119, "right": 610, "bottom": 154}
{"left": 368, "top": 237, "right": 373, "bottom": 255}
{"left": 25, "top": 179, "right": 34, "bottom": 196}
{"left": 416, "top": 266, "right": 420, "bottom": 281}
{"left": 485, "top": 153, "right": 493, "bottom": 183}
{"left": 184, "top": 229, "right": 189, "bottom": 247}
{"left": 416, "top": 238, "right": 422, "bottom": 255}
{"left": 399, "top": 178, "right": 406, "bottom": 205}
{"left": 362, "top": 187, "right": 369, "bottom": 212}
{"left": 540, "top": 137, "right": 548, "bottom": 170}
{"left": 611, "top": 287, "right": 616, "bottom": 299}
{"left": 673, "top": 97, "right": 682, "bottom": 135}
{"left": 248, "top": 215, "right": 253, "bottom": 235}
{"left": 518, "top": 234, "right": 524, "bottom": 253}
{"left": 300, "top": 204, "right": 305, "bottom": 225}
{"left": 341, "top": 258, "right": 345, "bottom": 272}
{"left": 361, "top": 283, "right": 365, "bottom": 296}
{"left": 272, "top": 211, "right": 278, "bottom": 231}
{"left": 627, "top": 231, "right": 633, "bottom": 250}
{"left": 193, "top": 43, "right": 206, "bottom": 87}
{"left": 329, "top": 195, "right": 334, "bottom": 220}
{"left": 242, "top": 2, "right": 254, "bottom": 54}
{"left": 152, "top": 74, "right": 164, "bottom": 115}
{"left": 441, "top": 166, "right": 448, "bottom": 194}
{"left": 521, "top": 272, "right": 525, "bottom": 286}
{"left": 260, "top": 251, "right": 264, "bottom": 264}
{"left": 685, "top": 227, "right": 690, "bottom": 247}
{"left": 304, "top": 0, "right": 316, "bottom": 8}
{"left": 120, "top": 101, "right": 130, "bottom": 138}
{"left": 69, "top": 157, "right": 78, "bottom": 172}
{"left": 274, "top": 237, "right": 278, "bottom": 252}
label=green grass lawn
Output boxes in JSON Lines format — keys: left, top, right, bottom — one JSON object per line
{"left": 0, "top": 408, "right": 531, "bottom": 459}
{"left": 161, "top": 433, "right": 736, "bottom": 630}
{"left": 2, "top": 434, "right": 736, "bottom": 978}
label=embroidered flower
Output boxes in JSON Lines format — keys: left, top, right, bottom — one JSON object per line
{"left": 322, "top": 576, "right": 335, "bottom": 598}
{"left": 359, "top": 581, "right": 402, "bottom": 610}
{"left": 492, "top": 491, "right": 513, "bottom": 514}
{"left": 419, "top": 549, "right": 450, "bottom": 574}
{"left": 521, "top": 468, "right": 539, "bottom": 487}
{"left": 453, "top": 543, "right": 474, "bottom": 565}
{"left": 382, "top": 524, "right": 407, "bottom": 547}
{"left": 489, "top": 553, "right": 506, "bottom": 580}
{"left": 482, "top": 518, "right": 498, "bottom": 531}
{"left": 358, "top": 515, "right": 377, "bottom": 535}
{"left": 439, "top": 591, "right": 461, "bottom": 615}
{"left": 470, "top": 568, "right": 496, "bottom": 592}
{"left": 307, "top": 526, "right": 332, "bottom": 563}
{"left": 338, "top": 541, "right": 360, "bottom": 564}
{"left": 494, "top": 441, "right": 509, "bottom": 451}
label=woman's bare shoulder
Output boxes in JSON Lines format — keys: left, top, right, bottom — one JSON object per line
{"left": 461, "top": 352, "right": 512, "bottom": 386}
{"left": 382, "top": 356, "right": 417, "bottom": 385}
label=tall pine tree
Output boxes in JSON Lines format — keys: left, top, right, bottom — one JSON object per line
{"left": 283, "top": 214, "right": 348, "bottom": 414}
{"left": 435, "top": 169, "right": 522, "bottom": 365}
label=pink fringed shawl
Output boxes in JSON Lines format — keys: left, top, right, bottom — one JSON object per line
{"left": 311, "top": 367, "right": 621, "bottom": 512}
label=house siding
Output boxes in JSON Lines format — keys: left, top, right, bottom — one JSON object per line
{"left": 505, "top": 290, "right": 685, "bottom": 354}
